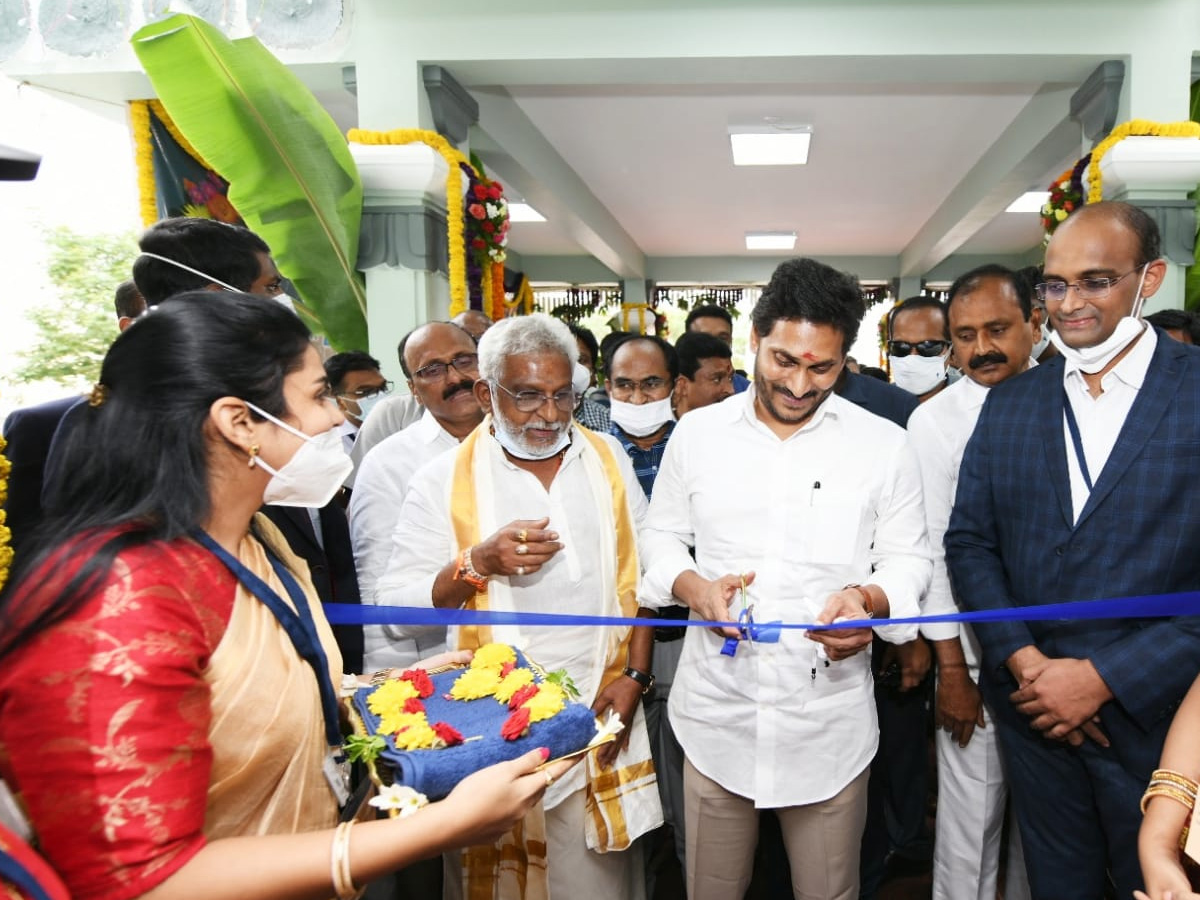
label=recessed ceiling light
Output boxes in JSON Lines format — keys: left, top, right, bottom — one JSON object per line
{"left": 745, "top": 231, "right": 797, "bottom": 250}
{"left": 729, "top": 124, "right": 812, "bottom": 166}
{"left": 508, "top": 202, "right": 546, "bottom": 222}
{"left": 1006, "top": 191, "right": 1051, "bottom": 213}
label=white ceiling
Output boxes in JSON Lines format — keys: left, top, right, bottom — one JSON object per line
{"left": 505, "top": 81, "right": 1052, "bottom": 261}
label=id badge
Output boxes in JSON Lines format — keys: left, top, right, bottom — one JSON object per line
{"left": 323, "top": 750, "right": 351, "bottom": 807}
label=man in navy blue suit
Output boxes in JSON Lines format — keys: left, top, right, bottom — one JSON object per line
{"left": 945, "top": 201, "right": 1200, "bottom": 899}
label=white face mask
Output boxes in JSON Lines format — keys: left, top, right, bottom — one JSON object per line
{"left": 245, "top": 402, "right": 353, "bottom": 508}
{"left": 889, "top": 352, "right": 947, "bottom": 396}
{"left": 491, "top": 410, "right": 572, "bottom": 461}
{"left": 609, "top": 395, "right": 675, "bottom": 437}
{"left": 1031, "top": 312, "right": 1052, "bottom": 359}
{"left": 352, "top": 391, "right": 385, "bottom": 424}
{"left": 1048, "top": 264, "right": 1149, "bottom": 374}
{"left": 138, "top": 252, "right": 296, "bottom": 311}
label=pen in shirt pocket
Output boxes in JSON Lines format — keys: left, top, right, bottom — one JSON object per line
{"left": 809, "top": 480, "right": 821, "bottom": 505}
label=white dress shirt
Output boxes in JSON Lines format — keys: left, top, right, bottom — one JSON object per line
{"left": 906, "top": 359, "right": 1037, "bottom": 657}
{"left": 350, "top": 411, "right": 461, "bottom": 669}
{"left": 346, "top": 393, "right": 423, "bottom": 487}
{"left": 1062, "top": 326, "right": 1157, "bottom": 523}
{"left": 638, "top": 390, "right": 929, "bottom": 807}
{"left": 374, "top": 426, "right": 649, "bottom": 806}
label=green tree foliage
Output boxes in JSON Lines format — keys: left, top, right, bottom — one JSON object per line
{"left": 16, "top": 228, "right": 137, "bottom": 386}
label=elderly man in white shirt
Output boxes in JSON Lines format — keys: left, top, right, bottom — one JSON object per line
{"left": 376, "top": 313, "right": 662, "bottom": 900}
{"left": 349, "top": 321, "right": 485, "bottom": 669}
{"left": 906, "top": 265, "right": 1036, "bottom": 900}
{"left": 639, "top": 258, "right": 930, "bottom": 900}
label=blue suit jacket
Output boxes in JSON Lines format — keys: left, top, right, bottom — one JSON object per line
{"left": 945, "top": 332, "right": 1200, "bottom": 767}
{"left": 2, "top": 396, "right": 78, "bottom": 555}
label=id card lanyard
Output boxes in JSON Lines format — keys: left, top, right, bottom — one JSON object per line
{"left": 1062, "top": 389, "right": 1094, "bottom": 492}
{"left": 192, "top": 530, "right": 343, "bottom": 750}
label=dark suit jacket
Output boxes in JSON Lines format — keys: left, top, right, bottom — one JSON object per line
{"left": 837, "top": 370, "right": 920, "bottom": 428}
{"left": 2, "top": 396, "right": 79, "bottom": 555}
{"left": 261, "top": 503, "right": 364, "bottom": 674}
{"left": 945, "top": 332, "right": 1200, "bottom": 771}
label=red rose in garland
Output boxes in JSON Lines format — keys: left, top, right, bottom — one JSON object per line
{"left": 431, "top": 722, "right": 465, "bottom": 747}
{"left": 501, "top": 706, "right": 532, "bottom": 741}
{"left": 399, "top": 668, "right": 434, "bottom": 698}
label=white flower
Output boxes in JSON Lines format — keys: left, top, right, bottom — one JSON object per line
{"left": 593, "top": 708, "right": 625, "bottom": 744}
{"left": 486, "top": 203, "right": 500, "bottom": 219}
{"left": 369, "top": 784, "right": 429, "bottom": 817}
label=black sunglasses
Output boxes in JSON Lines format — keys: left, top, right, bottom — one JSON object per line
{"left": 887, "top": 339, "right": 950, "bottom": 358}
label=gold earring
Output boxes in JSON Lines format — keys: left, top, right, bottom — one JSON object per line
{"left": 248, "top": 444, "right": 260, "bottom": 468}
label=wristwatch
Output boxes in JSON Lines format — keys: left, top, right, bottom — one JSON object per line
{"left": 453, "top": 547, "right": 489, "bottom": 592}
{"left": 623, "top": 666, "right": 655, "bottom": 694}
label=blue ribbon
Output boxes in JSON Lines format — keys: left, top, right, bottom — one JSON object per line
{"left": 323, "top": 589, "right": 1200, "bottom": 632}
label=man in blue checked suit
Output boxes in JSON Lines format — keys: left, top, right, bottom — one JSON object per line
{"left": 945, "top": 201, "right": 1200, "bottom": 900}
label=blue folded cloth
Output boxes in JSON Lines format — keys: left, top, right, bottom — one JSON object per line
{"left": 352, "top": 649, "right": 597, "bottom": 800}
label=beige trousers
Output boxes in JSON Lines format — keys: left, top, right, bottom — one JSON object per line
{"left": 683, "top": 759, "right": 869, "bottom": 900}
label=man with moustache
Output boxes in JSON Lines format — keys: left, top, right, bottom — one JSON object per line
{"left": 639, "top": 258, "right": 930, "bottom": 900}
{"left": 945, "top": 202, "right": 1200, "bottom": 899}
{"left": 376, "top": 314, "right": 662, "bottom": 900}
{"left": 349, "top": 321, "right": 484, "bottom": 669}
{"left": 906, "top": 265, "right": 1036, "bottom": 900}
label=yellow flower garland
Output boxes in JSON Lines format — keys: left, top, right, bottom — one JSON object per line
{"left": 347, "top": 128, "right": 473, "bottom": 318}
{"left": 502, "top": 274, "right": 535, "bottom": 316}
{"left": 130, "top": 101, "right": 159, "bottom": 227}
{"left": 0, "top": 434, "right": 11, "bottom": 592}
{"left": 1087, "top": 119, "right": 1200, "bottom": 203}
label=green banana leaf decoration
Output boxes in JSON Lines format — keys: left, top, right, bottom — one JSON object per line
{"left": 131, "top": 13, "right": 367, "bottom": 349}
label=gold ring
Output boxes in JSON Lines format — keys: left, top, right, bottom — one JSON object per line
{"left": 516, "top": 566, "right": 526, "bottom": 576}
{"left": 518, "top": 529, "right": 528, "bottom": 543}
{"left": 515, "top": 543, "right": 529, "bottom": 556}
{"left": 544, "top": 770, "right": 554, "bottom": 787}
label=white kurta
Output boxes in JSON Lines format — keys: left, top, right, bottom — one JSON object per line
{"left": 350, "top": 410, "right": 461, "bottom": 668}
{"left": 638, "top": 390, "right": 929, "bottom": 808}
{"left": 375, "top": 426, "right": 649, "bottom": 807}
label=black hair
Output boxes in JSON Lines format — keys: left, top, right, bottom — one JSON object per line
{"left": 603, "top": 334, "right": 680, "bottom": 381}
{"left": 889, "top": 296, "right": 951, "bottom": 340}
{"left": 114, "top": 280, "right": 145, "bottom": 320}
{"left": 946, "top": 265, "right": 1032, "bottom": 321}
{"left": 397, "top": 321, "right": 473, "bottom": 379}
{"left": 598, "top": 330, "right": 632, "bottom": 375}
{"left": 568, "top": 323, "right": 600, "bottom": 369}
{"left": 674, "top": 331, "right": 732, "bottom": 379}
{"left": 132, "top": 217, "right": 272, "bottom": 304}
{"left": 324, "top": 350, "right": 381, "bottom": 392}
{"left": 751, "top": 258, "right": 865, "bottom": 355}
{"left": 0, "top": 292, "right": 312, "bottom": 660}
{"left": 1147, "top": 309, "right": 1200, "bottom": 343}
{"left": 685, "top": 303, "right": 733, "bottom": 331}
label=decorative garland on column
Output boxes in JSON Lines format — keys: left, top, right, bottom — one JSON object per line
{"left": 347, "top": 128, "right": 475, "bottom": 318}
{"left": 1086, "top": 119, "right": 1200, "bottom": 203}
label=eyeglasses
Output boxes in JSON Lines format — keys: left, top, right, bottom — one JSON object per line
{"left": 610, "top": 376, "right": 670, "bottom": 396}
{"left": 1035, "top": 269, "right": 1140, "bottom": 303}
{"left": 337, "top": 381, "right": 393, "bottom": 401}
{"left": 887, "top": 339, "right": 950, "bottom": 358}
{"left": 493, "top": 381, "right": 578, "bottom": 413}
{"left": 412, "top": 353, "right": 479, "bottom": 382}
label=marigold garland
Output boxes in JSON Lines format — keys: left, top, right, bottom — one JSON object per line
{"left": 1087, "top": 119, "right": 1200, "bottom": 203}
{"left": 347, "top": 128, "right": 473, "bottom": 318}
{"left": 130, "top": 101, "right": 159, "bottom": 227}
{"left": 0, "top": 435, "right": 11, "bottom": 592}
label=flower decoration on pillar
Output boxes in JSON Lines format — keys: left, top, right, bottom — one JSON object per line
{"left": 1041, "top": 155, "right": 1090, "bottom": 245}
{"left": 462, "top": 161, "right": 511, "bottom": 321}
{"left": 1086, "top": 119, "right": 1200, "bottom": 203}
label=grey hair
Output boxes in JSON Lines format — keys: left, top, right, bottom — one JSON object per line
{"left": 477, "top": 313, "right": 579, "bottom": 383}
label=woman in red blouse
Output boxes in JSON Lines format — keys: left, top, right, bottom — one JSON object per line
{"left": 0, "top": 292, "right": 571, "bottom": 900}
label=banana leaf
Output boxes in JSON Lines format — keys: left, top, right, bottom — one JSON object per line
{"left": 131, "top": 13, "right": 367, "bottom": 349}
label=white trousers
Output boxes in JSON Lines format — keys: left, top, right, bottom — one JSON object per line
{"left": 932, "top": 680, "right": 1031, "bottom": 900}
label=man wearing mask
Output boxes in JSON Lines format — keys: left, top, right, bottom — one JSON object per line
{"left": 946, "top": 202, "right": 1200, "bottom": 899}
{"left": 907, "top": 264, "right": 1037, "bottom": 900}
{"left": 376, "top": 314, "right": 661, "bottom": 900}
{"left": 349, "top": 322, "right": 484, "bottom": 669}
{"left": 324, "top": 351, "right": 390, "bottom": 453}
{"left": 887, "top": 297, "right": 951, "bottom": 402}
{"left": 605, "top": 335, "right": 679, "bottom": 499}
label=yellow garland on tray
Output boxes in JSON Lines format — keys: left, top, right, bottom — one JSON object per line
{"left": 129, "top": 101, "right": 159, "bottom": 227}
{"left": 1087, "top": 119, "right": 1200, "bottom": 203}
{"left": 347, "top": 128, "right": 473, "bottom": 318}
{"left": 0, "top": 435, "right": 12, "bottom": 592}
